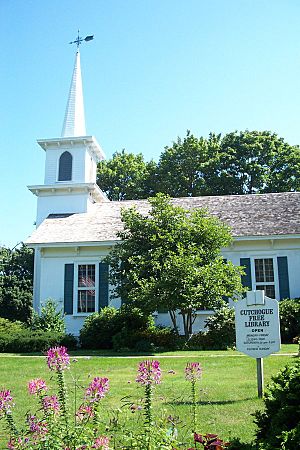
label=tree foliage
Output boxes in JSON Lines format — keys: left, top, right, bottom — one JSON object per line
{"left": 107, "top": 194, "right": 244, "bottom": 337}
{"left": 97, "top": 149, "right": 156, "bottom": 200}
{"left": 97, "top": 130, "right": 300, "bottom": 199}
{"left": 206, "top": 130, "right": 300, "bottom": 195}
{"left": 156, "top": 131, "right": 211, "bottom": 197}
{"left": 0, "top": 244, "right": 34, "bottom": 323}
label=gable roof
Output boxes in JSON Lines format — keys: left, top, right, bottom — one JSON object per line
{"left": 26, "top": 192, "right": 300, "bottom": 246}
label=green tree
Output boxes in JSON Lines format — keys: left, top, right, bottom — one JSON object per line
{"left": 97, "top": 149, "right": 157, "bottom": 200}
{"left": 0, "top": 244, "right": 34, "bottom": 323}
{"left": 107, "top": 194, "right": 243, "bottom": 337}
{"left": 206, "top": 130, "right": 300, "bottom": 195}
{"left": 156, "top": 131, "right": 211, "bottom": 197}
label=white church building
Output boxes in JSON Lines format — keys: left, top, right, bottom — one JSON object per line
{"left": 26, "top": 48, "right": 300, "bottom": 336}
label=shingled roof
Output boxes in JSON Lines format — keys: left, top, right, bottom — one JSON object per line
{"left": 26, "top": 192, "right": 300, "bottom": 245}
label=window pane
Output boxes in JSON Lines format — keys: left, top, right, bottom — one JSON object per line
{"left": 78, "top": 290, "right": 86, "bottom": 313}
{"left": 255, "top": 259, "right": 274, "bottom": 282}
{"left": 86, "top": 292, "right": 95, "bottom": 312}
{"left": 256, "top": 285, "right": 275, "bottom": 299}
{"left": 78, "top": 265, "right": 95, "bottom": 288}
{"left": 255, "top": 259, "right": 264, "bottom": 282}
{"left": 78, "top": 290, "right": 95, "bottom": 313}
{"left": 264, "top": 259, "right": 274, "bottom": 282}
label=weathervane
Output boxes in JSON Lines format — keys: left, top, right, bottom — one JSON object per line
{"left": 69, "top": 30, "right": 94, "bottom": 48}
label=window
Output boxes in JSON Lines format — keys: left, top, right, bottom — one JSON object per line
{"left": 58, "top": 151, "right": 72, "bottom": 181}
{"left": 254, "top": 258, "right": 275, "bottom": 299}
{"left": 77, "top": 264, "right": 96, "bottom": 313}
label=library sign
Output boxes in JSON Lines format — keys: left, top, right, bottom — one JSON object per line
{"left": 235, "top": 291, "right": 281, "bottom": 358}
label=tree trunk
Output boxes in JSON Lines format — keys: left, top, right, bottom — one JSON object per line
{"left": 182, "top": 309, "right": 195, "bottom": 338}
{"left": 169, "top": 310, "right": 178, "bottom": 332}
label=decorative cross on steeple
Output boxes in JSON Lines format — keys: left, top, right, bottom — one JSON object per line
{"left": 69, "top": 30, "right": 94, "bottom": 48}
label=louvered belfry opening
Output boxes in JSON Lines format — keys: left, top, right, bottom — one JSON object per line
{"left": 58, "top": 151, "right": 72, "bottom": 181}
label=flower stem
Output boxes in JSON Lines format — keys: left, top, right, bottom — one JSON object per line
{"left": 92, "top": 402, "right": 100, "bottom": 431}
{"left": 5, "top": 412, "right": 18, "bottom": 437}
{"left": 56, "top": 369, "right": 69, "bottom": 440}
{"left": 191, "top": 379, "right": 197, "bottom": 432}
{"left": 144, "top": 383, "right": 153, "bottom": 449}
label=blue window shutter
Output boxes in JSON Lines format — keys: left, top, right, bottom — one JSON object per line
{"left": 99, "top": 262, "right": 109, "bottom": 310}
{"left": 240, "top": 258, "right": 252, "bottom": 290}
{"left": 277, "top": 256, "right": 290, "bottom": 300}
{"left": 64, "top": 264, "right": 74, "bottom": 315}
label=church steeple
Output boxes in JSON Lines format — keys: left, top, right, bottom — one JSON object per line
{"left": 61, "top": 50, "right": 86, "bottom": 137}
{"left": 28, "top": 34, "right": 107, "bottom": 227}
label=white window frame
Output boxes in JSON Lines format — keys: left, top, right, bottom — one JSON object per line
{"left": 250, "top": 256, "right": 279, "bottom": 300}
{"left": 73, "top": 262, "right": 99, "bottom": 316}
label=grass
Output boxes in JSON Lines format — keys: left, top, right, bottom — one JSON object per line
{"left": 0, "top": 346, "right": 298, "bottom": 448}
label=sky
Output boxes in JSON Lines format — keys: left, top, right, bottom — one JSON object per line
{"left": 1, "top": 0, "right": 300, "bottom": 248}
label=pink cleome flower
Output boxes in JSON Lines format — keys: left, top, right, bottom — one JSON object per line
{"left": 185, "top": 362, "right": 203, "bottom": 382}
{"left": 0, "top": 390, "right": 14, "bottom": 415}
{"left": 136, "top": 360, "right": 161, "bottom": 386}
{"left": 76, "top": 404, "right": 94, "bottom": 421}
{"left": 46, "top": 346, "right": 70, "bottom": 371}
{"left": 7, "top": 437, "right": 26, "bottom": 449}
{"left": 42, "top": 395, "right": 60, "bottom": 413}
{"left": 85, "top": 377, "right": 109, "bottom": 403}
{"left": 27, "top": 414, "right": 48, "bottom": 436}
{"left": 92, "top": 436, "right": 110, "bottom": 449}
{"left": 28, "top": 378, "right": 48, "bottom": 395}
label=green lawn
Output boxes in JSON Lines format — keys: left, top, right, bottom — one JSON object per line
{"left": 0, "top": 346, "right": 298, "bottom": 448}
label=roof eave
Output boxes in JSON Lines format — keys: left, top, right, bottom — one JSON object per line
{"left": 233, "top": 234, "right": 300, "bottom": 241}
{"left": 26, "top": 234, "right": 300, "bottom": 249}
{"left": 26, "top": 240, "right": 120, "bottom": 249}
{"left": 37, "top": 135, "right": 105, "bottom": 161}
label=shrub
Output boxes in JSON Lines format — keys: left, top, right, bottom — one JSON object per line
{"left": 113, "top": 305, "right": 155, "bottom": 333}
{"left": 204, "top": 305, "right": 236, "bottom": 349}
{"left": 0, "top": 330, "right": 65, "bottom": 353}
{"left": 184, "top": 331, "right": 214, "bottom": 350}
{"left": 0, "top": 321, "right": 77, "bottom": 352}
{"left": 136, "top": 326, "right": 181, "bottom": 352}
{"left": 254, "top": 359, "right": 300, "bottom": 450}
{"left": 186, "top": 306, "right": 236, "bottom": 350}
{"left": 80, "top": 306, "right": 155, "bottom": 350}
{"left": 112, "top": 306, "right": 156, "bottom": 351}
{"left": 0, "top": 317, "right": 26, "bottom": 333}
{"left": 80, "top": 307, "right": 118, "bottom": 349}
{"left": 31, "top": 298, "right": 66, "bottom": 333}
{"left": 279, "top": 298, "right": 300, "bottom": 343}
{"left": 59, "top": 333, "right": 78, "bottom": 350}
{"left": 112, "top": 324, "right": 179, "bottom": 353}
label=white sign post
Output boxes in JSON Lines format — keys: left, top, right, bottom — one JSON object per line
{"left": 235, "top": 291, "right": 281, "bottom": 397}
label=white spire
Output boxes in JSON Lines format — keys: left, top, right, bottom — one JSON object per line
{"left": 61, "top": 50, "right": 86, "bottom": 137}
